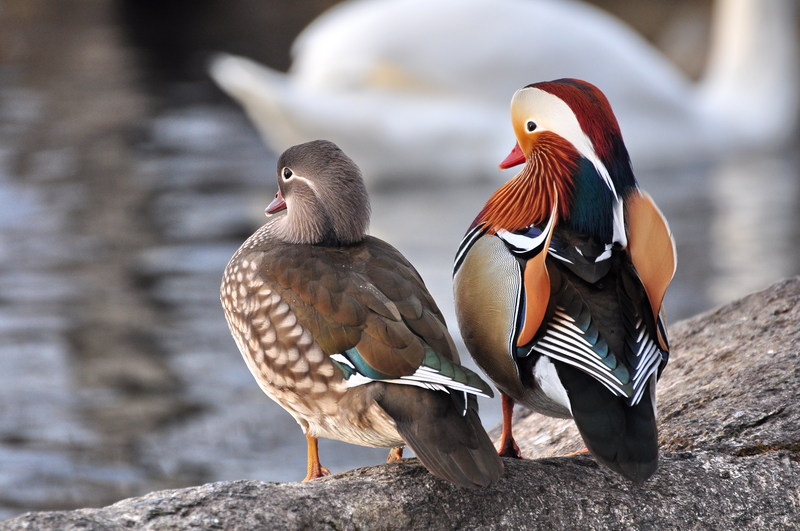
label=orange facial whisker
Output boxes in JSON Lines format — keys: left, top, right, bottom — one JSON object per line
{"left": 479, "top": 133, "right": 578, "bottom": 234}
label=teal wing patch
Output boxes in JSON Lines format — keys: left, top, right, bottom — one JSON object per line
{"left": 331, "top": 345, "right": 493, "bottom": 399}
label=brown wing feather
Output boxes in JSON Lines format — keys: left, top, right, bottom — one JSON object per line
{"left": 257, "top": 237, "right": 455, "bottom": 377}
{"left": 625, "top": 190, "right": 676, "bottom": 350}
{"left": 360, "top": 237, "right": 459, "bottom": 364}
{"left": 371, "top": 383, "right": 503, "bottom": 489}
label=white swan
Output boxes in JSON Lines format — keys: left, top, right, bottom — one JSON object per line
{"left": 210, "top": 0, "right": 798, "bottom": 183}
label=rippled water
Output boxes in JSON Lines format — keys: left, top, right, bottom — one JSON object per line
{"left": 1, "top": 0, "right": 798, "bottom": 519}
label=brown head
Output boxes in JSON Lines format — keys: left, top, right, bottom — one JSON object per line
{"left": 474, "top": 79, "right": 636, "bottom": 243}
{"left": 266, "top": 140, "right": 370, "bottom": 245}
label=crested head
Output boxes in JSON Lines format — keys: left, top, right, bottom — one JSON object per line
{"left": 476, "top": 79, "right": 636, "bottom": 242}
{"left": 508, "top": 79, "right": 636, "bottom": 196}
{"left": 269, "top": 140, "right": 370, "bottom": 245}
{"left": 517, "top": 80, "right": 621, "bottom": 158}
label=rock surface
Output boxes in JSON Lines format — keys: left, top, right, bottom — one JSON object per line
{"left": 3, "top": 277, "right": 800, "bottom": 530}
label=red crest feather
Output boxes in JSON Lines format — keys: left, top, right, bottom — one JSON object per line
{"left": 532, "top": 79, "right": 622, "bottom": 162}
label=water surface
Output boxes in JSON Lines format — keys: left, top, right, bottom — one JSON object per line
{"left": 0, "top": 0, "right": 797, "bottom": 519}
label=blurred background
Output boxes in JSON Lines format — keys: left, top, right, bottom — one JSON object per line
{"left": 0, "top": 0, "right": 797, "bottom": 518}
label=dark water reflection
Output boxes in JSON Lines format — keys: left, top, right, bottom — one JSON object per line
{"left": 0, "top": 0, "right": 798, "bottom": 519}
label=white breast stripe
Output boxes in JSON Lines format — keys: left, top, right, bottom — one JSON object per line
{"left": 497, "top": 201, "right": 557, "bottom": 254}
{"left": 454, "top": 224, "right": 485, "bottom": 275}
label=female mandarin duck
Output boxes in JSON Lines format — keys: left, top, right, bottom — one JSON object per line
{"left": 453, "top": 80, "right": 676, "bottom": 482}
{"left": 221, "top": 140, "right": 503, "bottom": 488}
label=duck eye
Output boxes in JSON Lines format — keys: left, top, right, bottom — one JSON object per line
{"left": 526, "top": 121, "right": 537, "bottom": 132}
{"left": 282, "top": 167, "right": 293, "bottom": 180}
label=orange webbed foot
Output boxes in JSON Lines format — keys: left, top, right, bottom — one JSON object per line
{"left": 564, "top": 447, "right": 590, "bottom": 457}
{"left": 303, "top": 433, "right": 331, "bottom": 481}
{"left": 303, "top": 464, "right": 331, "bottom": 482}
{"left": 386, "top": 446, "right": 404, "bottom": 462}
{"left": 497, "top": 437, "right": 523, "bottom": 459}
{"left": 497, "top": 393, "right": 523, "bottom": 458}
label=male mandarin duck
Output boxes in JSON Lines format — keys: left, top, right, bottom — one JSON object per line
{"left": 221, "top": 140, "right": 503, "bottom": 488}
{"left": 453, "top": 79, "right": 676, "bottom": 482}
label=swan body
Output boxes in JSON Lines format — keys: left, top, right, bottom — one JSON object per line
{"left": 211, "top": 0, "right": 797, "bottom": 183}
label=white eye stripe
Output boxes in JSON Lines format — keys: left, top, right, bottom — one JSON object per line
{"left": 282, "top": 172, "right": 317, "bottom": 193}
{"left": 514, "top": 87, "right": 617, "bottom": 199}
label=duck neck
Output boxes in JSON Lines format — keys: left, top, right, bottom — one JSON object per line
{"left": 562, "top": 158, "right": 619, "bottom": 243}
{"left": 272, "top": 200, "right": 337, "bottom": 245}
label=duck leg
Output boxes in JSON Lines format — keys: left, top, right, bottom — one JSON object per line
{"left": 564, "top": 447, "right": 590, "bottom": 457}
{"left": 497, "top": 393, "right": 522, "bottom": 458}
{"left": 303, "top": 433, "right": 331, "bottom": 481}
{"left": 386, "top": 446, "right": 404, "bottom": 462}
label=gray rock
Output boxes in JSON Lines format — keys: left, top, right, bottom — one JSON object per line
{"left": 3, "top": 278, "right": 800, "bottom": 530}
